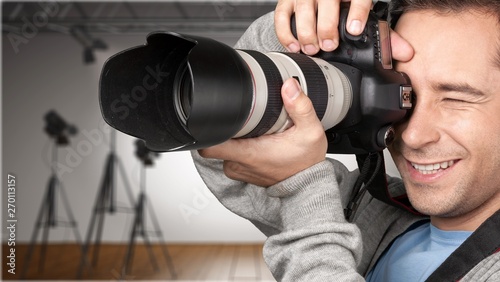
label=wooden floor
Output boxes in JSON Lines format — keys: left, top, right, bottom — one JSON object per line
{"left": 2, "top": 243, "right": 276, "bottom": 281}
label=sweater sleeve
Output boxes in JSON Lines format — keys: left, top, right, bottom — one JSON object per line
{"left": 192, "top": 151, "right": 364, "bottom": 281}
{"left": 233, "top": 11, "right": 286, "bottom": 52}
{"left": 263, "top": 160, "right": 365, "bottom": 281}
{"left": 191, "top": 150, "right": 283, "bottom": 236}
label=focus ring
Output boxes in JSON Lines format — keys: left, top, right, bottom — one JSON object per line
{"left": 240, "top": 50, "right": 284, "bottom": 138}
{"left": 282, "top": 53, "right": 328, "bottom": 120}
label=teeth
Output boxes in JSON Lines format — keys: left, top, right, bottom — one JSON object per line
{"left": 411, "top": 161, "right": 454, "bottom": 175}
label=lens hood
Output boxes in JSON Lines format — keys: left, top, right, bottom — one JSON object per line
{"left": 99, "top": 31, "right": 253, "bottom": 151}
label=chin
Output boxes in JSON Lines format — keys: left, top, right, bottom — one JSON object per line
{"left": 404, "top": 183, "right": 457, "bottom": 217}
{"left": 407, "top": 192, "right": 471, "bottom": 218}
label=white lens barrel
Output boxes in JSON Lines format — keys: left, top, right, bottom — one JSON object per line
{"left": 310, "top": 57, "right": 352, "bottom": 130}
{"left": 235, "top": 51, "right": 353, "bottom": 138}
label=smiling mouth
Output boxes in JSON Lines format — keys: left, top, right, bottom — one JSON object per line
{"left": 411, "top": 160, "right": 455, "bottom": 175}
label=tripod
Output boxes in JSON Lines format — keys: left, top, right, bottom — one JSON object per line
{"left": 77, "top": 130, "right": 136, "bottom": 278}
{"left": 120, "top": 140, "right": 177, "bottom": 279}
{"left": 21, "top": 139, "right": 82, "bottom": 278}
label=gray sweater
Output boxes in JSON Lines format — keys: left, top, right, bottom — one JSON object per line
{"left": 191, "top": 11, "right": 500, "bottom": 282}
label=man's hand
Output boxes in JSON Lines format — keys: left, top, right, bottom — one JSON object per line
{"left": 198, "top": 78, "right": 327, "bottom": 187}
{"left": 275, "top": 0, "right": 373, "bottom": 54}
{"left": 274, "top": 0, "right": 415, "bottom": 61}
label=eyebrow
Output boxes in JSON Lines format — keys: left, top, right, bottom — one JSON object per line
{"left": 432, "top": 82, "right": 487, "bottom": 98}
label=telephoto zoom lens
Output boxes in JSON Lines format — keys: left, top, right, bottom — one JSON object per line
{"left": 175, "top": 50, "right": 353, "bottom": 139}
{"left": 100, "top": 32, "right": 354, "bottom": 152}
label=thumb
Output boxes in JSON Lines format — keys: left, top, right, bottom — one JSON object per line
{"left": 281, "top": 78, "right": 320, "bottom": 129}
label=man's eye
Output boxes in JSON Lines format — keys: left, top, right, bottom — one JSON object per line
{"left": 444, "top": 98, "right": 467, "bottom": 103}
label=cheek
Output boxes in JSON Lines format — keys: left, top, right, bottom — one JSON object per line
{"left": 454, "top": 108, "right": 500, "bottom": 149}
{"left": 439, "top": 106, "right": 496, "bottom": 149}
{"left": 451, "top": 110, "right": 500, "bottom": 180}
{"left": 471, "top": 116, "right": 500, "bottom": 165}
{"left": 446, "top": 116, "right": 474, "bottom": 141}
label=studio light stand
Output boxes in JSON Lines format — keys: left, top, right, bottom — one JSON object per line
{"left": 120, "top": 139, "right": 177, "bottom": 280}
{"left": 77, "top": 129, "right": 136, "bottom": 279}
{"left": 21, "top": 110, "right": 82, "bottom": 279}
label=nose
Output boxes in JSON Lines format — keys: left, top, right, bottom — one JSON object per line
{"left": 397, "top": 99, "right": 441, "bottom": 149}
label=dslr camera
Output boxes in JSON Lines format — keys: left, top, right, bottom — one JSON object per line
{"left": 99, "top": 6, "right": 412, "bottom": 154}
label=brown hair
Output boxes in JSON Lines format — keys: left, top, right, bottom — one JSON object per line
{"left": 389, "top": 0, "right": 500, "bottom": 68}
{"left": 390, "top": 0, "right": 500, "bottom": 23}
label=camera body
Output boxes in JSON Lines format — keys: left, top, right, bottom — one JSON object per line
{"left": 309, "top": 8, "right": 412, "bottom": 153}
{"left": 99, "top": 6, "right": 412, "bottom": 154}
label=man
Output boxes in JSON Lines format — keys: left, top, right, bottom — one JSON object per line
{"left": 193, "top": 0, "right": 500, "bottom": 280}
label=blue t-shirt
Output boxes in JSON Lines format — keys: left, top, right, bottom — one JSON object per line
{"left": 366, "top": 221, "right": 472, "bottom": 282}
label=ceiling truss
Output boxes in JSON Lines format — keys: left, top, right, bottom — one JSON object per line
{"left": 2, "top": 1, "right": 277, "bottom": 35}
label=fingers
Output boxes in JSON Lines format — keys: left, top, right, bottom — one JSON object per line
{"left": 276, "top": 0, "right": 340, "bottom": 55}
{"left": 275, "top": 0, "right": 372, "bottom": 55}
{"left": 198, "top": 138, "right": 252, "bottom": 163}
{"left": 345, "top": 0, "right": 373, "bottom": 35}
{"left": 390, "top": 29, "right": 414, "bottom": 62}
{"left": 275, "top": 0, "right": 301, "bottom": 53}
{"left": 316, "top": 0, "right": 341, "bottom": 52}
{"left": 293, "top": 0, "right": 321, "bottom": 55}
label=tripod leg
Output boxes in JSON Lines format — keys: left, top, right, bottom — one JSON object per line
{"left": 93, "top": 155, "right": 115, "bottom": 267}
{"left": 146, "top": 198, "right": 177, "bottom": 279}
{"left": 77, "top": 154, "right": 113, "bottom": 278}
{"left": 92, "top": 203, "right": 107, "bottom": 267}
{"left": 21, "top": 182, "right": 51, "bottom": 279}
{"left": 38, "top": 215, "right": 51, "bottom": 273}
{"left": 116, "top": 155, "right": 138, "bottom": 206}
{"left": 76, "top": 210, "right": 96, "bottom": 279}
{"left": 57, "top": 179, "right": 82, "bottom": 243}
{"left": 77, "top": 204, "right": 99, "bottom": 278}
{"left": 122, "top": 203, "right": 140, "bottom": 278}
{"left": 142, "top": 232, "right": 159, "bottom": 271}
{"left": 159, "top": 243, "right": 177, "bottom": 279}
{"left": 139, "top": 195, "right": 159, "bottom": 272}
{"left": 77, "top": 196, "right": 105, "bottom": 279}
{"left": 38, "top": 176, "right": 57, "bottom": 273}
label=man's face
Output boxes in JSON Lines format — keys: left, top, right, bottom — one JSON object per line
{"left": 388, "top": 9, "right": 500, "bottom": 227}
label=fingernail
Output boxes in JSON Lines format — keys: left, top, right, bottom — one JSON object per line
{"left": 284, "top": 79, "right": 301, "bottom": 100}
{"left": 287, "top": 42, "right": 300, "bottom": 53}
{"left": 303, "top": 44, "right": 319, "bottom": 55}
{"left": 348, "top": 20, "right": 362, "bottom": 35}
{"left": 321, "top": 39, "right": 338, "bottom": 51}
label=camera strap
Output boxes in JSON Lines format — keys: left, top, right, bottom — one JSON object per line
{"left": 345, "top": 151, "right": 421, "bottom": 221}
{"left": 425, "top": 209, "right": 500, "bottom": 281}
